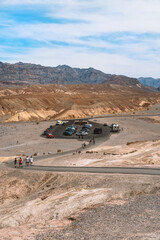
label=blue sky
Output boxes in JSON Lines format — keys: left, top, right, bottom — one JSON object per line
{"left": 1, "top": 0, "right": 160, "bottom": 77}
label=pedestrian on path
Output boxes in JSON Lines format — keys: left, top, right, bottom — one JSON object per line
{"left": 19, "top": 157, "right": 23, "bottom": 168}
{"left": 29, "top": 156, "right": 33, "bottom": 165}
{"left": 14, "top": 158, "right": 17, "bottom": 168}
{"left": 26, "top": 156, "right": 30, "bottom": 166}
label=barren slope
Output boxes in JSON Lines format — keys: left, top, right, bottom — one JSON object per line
{"left": 0, "top": 168, "right": 159, "bottom": 240}
{"left": 0, "top": 83, "right": 160, "bottom": 122}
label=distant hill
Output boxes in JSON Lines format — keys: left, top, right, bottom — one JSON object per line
{"left": 0, "top": 62, "right": 112, "bottom": 85}
{"left": 139, "top": 77, "right": 160, "bottom": 88}
{"left": 103, "top": 75, "right": 158, "bottom": 92}
{"left": 103, "top": 75, "right": 140, "bottom": 86}
{"left": 0, "top": 61, "right": 158, "bottom": 92}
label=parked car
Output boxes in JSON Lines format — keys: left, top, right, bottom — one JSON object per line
{"left": 94, "top": 127, "right": 102, "bottom": 134}
{"left": 66, "top": 126, "right": 76, "bottom": 132}
{"left": 56, "top": 120, "right": 63, "bottom": 125}
{"left": 63, "top": 130, "right": 75, "bottom": 136}
{"left": 110, "top": 123, "right": 119, "bottom": 132}
{"left": 76, "top": 131, "right": 88, "bottom": 136}
{"left": 83, "top": 123, "right": 92, "bottom": 128}
{"left": 81, "top": 127, "right": 90, "bottom": 132}
{"left": 46, "top": 133, "right": 54, "bottom": 138}
{"left": 43, "top": 129, "right": 50, "bottom": 135}
{"left": 70, "top": 125, "right": 77, "bottom": 130}
{"left": 103, "top": 123, "right": 107, "bottom": 126}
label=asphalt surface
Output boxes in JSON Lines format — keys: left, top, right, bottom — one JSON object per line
{"left": 44, "top": 120, "right": 111, "bottom": 140}
{"left": 90, "top": 113, "right": 160, "bottom": 119}
{"left": 19, "top": 165, "right": 160, "bottom": 175}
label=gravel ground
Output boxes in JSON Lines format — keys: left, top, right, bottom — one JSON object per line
{"left": 34, "top": 193, "right": 160, "bottom": 240}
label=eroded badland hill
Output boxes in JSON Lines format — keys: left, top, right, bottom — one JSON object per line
{"left": 0, "top": 82, "right": 160, "bottom": 122}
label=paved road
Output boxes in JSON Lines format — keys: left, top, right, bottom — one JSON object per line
{"left": 91, "top": 113, "right": 160, "bottom": 119}
{"left": 19, "top": 165, "right": 160, "bottom": 175}
{"left": 67, "top": 113, "right": 160, "bottom": 121}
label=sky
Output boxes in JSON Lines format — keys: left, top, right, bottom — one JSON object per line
{"left": 0, "top": 0, "right": 160, "bottom": 77}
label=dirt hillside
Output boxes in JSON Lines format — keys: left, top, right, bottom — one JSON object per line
{"left": 0, "top": 83, "right": 160, "bottom": 122}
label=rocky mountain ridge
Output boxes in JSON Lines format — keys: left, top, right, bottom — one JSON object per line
{"left": 0, "top": 61, "right": 159, "bottom": 91}
{"left": 0, "top": 62, "right": 112, "bottom": 85}
{"left": 139, "top": 77, "right": 160, "bottom": 88}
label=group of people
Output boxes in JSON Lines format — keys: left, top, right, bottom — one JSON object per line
{"left": 14, "top": 156, "right": 33, "bottom": 168}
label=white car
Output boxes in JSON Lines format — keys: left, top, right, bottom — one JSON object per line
{"left": 76, "top": 131, "right": 88, "bottom": 136}
{"left": 56, "top": 120, "right": 63, "bottom": 125}
{"left": 83, "top": 123, "right": 92, "bottom": 128}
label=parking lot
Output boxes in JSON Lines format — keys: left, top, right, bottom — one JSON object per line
{"left": 42, "top": 119, "right": 111, "bottom": 140}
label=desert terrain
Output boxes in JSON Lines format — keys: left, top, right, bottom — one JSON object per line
{"left": 0, "top": 104, "right": 160, "bottom": 239}
{"left": 0, "top": 81, "right": 160, "bottom": 123}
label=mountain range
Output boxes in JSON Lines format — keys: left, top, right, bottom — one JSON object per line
{"left": 138, "top": 77, "right": 160, "bottom": 88}
{"left": 0, "top": 62, "right": 112, "bottom": 85}
{"left": 0, "top": 61, "right": 160, "bottom": 90}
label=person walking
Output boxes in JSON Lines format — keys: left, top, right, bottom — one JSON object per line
{"left": 19, "top": 157, "right": 23, "bottom": 168}
{"left": 29, "top": 156, "right": 33, "bottom": 165}
{"left": 14, "top": 158, "right": 17, "bottom": 168}
{"left": 26, "top": 156, "right": 30, "bottom": 166}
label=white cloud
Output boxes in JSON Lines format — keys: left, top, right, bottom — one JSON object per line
{"left": 1, "top": 0, "right": 160, "bottom": 77}
{"left": 3, "top": 45, "right": 160, "bottom": 78}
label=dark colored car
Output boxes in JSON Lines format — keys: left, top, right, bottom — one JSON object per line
{"left": 81, "top": 127, "right": 90, "bottom": 132}
{"left": 65, "top": 126, "right": 76, "bottom": 133}
{"left": 94, "top": 127, "right": 102, "bottom": 134}
{"left": 46, "top": 133, "right": 54, "bottom": 138}
{"left": 103, "top": 123, "right": 107, "bottom": 126}
{"left": 71, "top": 125, "right": 77, "bottom": 129}
{"left": 63, "top": 130, "right": 75, "bottom": 136}
{"left": 43, "top": 129, "right": 50, "bottom": 135}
